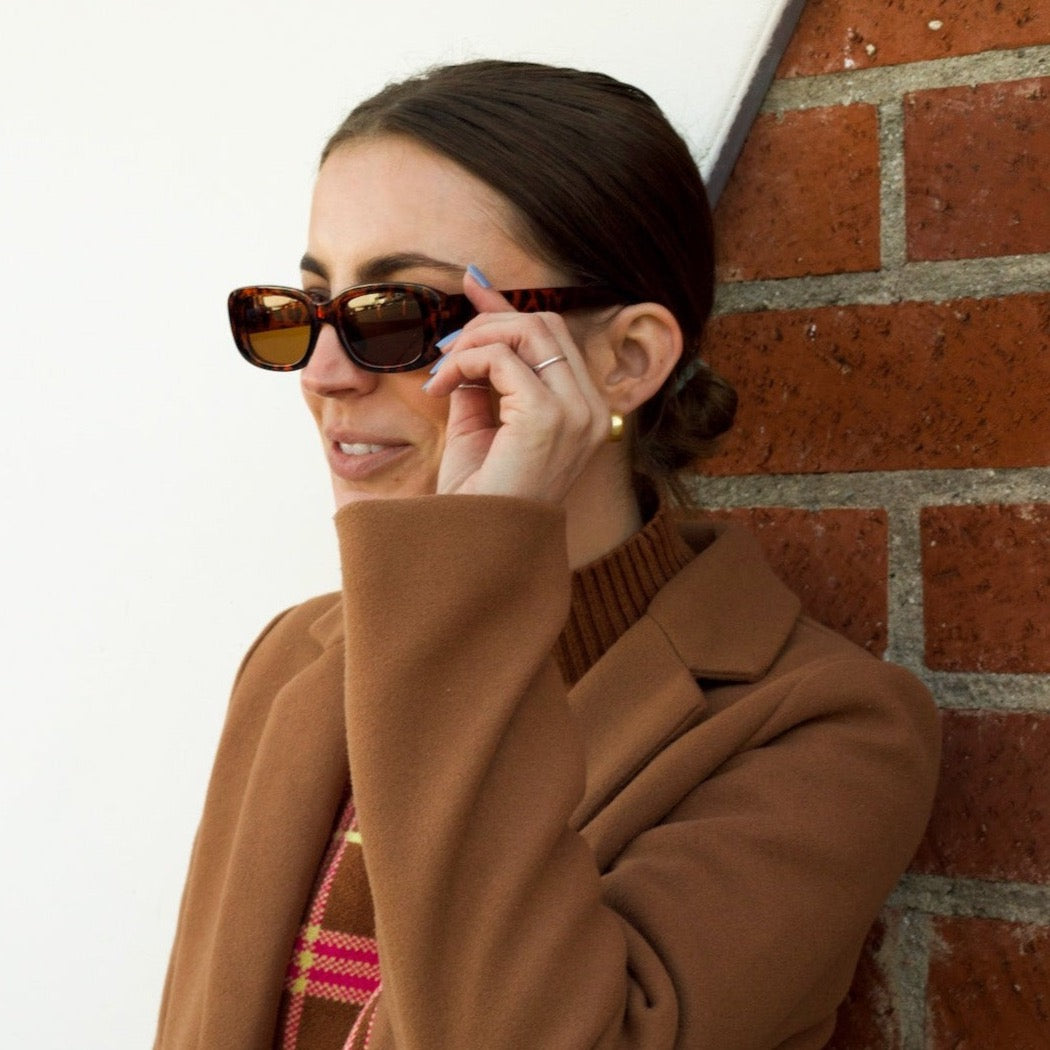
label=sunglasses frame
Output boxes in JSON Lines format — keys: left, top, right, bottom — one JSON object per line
{"left": 228, "top": 282, "right": 626, "bottom": 374}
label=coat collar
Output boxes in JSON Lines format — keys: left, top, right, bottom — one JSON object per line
{"left": 567, "top": 523, "right": 801, "bottom": 830}
{"left": 650, "top": 522, "right": 801, "bottom": 682}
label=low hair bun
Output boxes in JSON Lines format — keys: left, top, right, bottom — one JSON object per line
{"left": 634, "top": 358, "right": 738, "bottom": 496}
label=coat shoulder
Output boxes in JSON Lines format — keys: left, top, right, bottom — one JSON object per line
{"left": 231, "top": 590, "right": 342, "bottom": 693}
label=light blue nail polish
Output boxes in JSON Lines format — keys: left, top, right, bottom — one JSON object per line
{"left": 434, "top": 328, "right": 462, "bottom": 352}
{"left": 466, "top": 264, "right": 492, "bottom": 288}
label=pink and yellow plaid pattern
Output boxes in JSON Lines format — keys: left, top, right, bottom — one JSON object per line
{"left": 277, "top": 794, "right": 380, "bottom": 1049}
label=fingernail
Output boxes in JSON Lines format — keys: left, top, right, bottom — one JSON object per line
{"left": 434, "top": 328, "right": 462, "bottom": 353}
{"left": 428, "top": 353, "right": 452, "bottom": 378}
{"left": 466, "top": 264, "right": 492, "bottom": 288}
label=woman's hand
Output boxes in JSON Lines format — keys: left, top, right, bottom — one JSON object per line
{"left": 422, "top": 266, "right": 611, "bottom": 503}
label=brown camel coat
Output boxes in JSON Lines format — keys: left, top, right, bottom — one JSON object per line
{"left": 156, "top": 496, "right": 940, "bottom": 1049}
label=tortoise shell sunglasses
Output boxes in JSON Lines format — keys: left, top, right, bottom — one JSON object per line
{"left": 228, "top": 283, "right": 626, "bottom": 374}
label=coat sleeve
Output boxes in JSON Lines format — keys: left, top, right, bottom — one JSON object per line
{"left": 334, "top": 495, "right": 940, "bottom": 1050}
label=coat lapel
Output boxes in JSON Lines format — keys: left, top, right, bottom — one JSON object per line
{"left": 568, "top": 616, "right": 707, "bottom": 831}
{"left": 194, "top": 641, "right": 350, "bottom": 1049}
{"left": 651, "top": 523, "right": 802, "bottom": 682}
{"left": 568, "top": 524, "right": 801, "bottom": 840}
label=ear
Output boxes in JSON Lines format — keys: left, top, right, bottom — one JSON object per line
{"left": 587, "top": 302, "right": 683, "bottom": 414}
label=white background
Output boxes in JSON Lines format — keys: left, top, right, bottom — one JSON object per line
{"left": 0, "top": 1, "right": 797, "bottom": 1044}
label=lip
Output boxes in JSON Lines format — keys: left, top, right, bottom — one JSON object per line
{"left": 324, "top": 431, "right": 412, "bottom": 482}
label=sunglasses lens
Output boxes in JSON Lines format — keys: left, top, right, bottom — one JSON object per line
{"left": 340, "top": 289, "right": 429, "bottom": 369}
{"left": 234, "top": 290, "right": 312, "bottom": 368}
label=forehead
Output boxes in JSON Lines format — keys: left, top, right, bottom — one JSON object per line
{"left": 306, "top": 136, "right": 544, "bottom": 287}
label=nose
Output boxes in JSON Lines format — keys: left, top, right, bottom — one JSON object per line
{"left": 299, "top": 323, "right": 380, "bottom": 397}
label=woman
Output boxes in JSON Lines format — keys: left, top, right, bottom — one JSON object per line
{"left": 156, "top": 61, "right": 940, "bottom": 1049}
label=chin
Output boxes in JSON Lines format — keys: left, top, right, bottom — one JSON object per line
{"left": 330, "top": 475, "right": 438, "bottom": 509}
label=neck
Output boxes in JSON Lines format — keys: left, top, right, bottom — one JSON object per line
{"left": 563, "top": 446, "right": 643, "bottom": 569}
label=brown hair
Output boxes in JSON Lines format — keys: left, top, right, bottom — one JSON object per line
{"left": 322, "top": 60, "right": 736, "bottom": 498}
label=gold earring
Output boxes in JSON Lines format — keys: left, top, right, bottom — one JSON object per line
{"left": 608, "top": 412, "right": 625, "bottom": 442}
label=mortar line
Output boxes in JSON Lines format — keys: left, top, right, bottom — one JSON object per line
{"left": 890, "top": 874, "right": 1050, "bottom": 924}
{"left": 885, "top": 502, "right": 924, "bottom": 667}
{"left": 712, "top": 253, "right": 1050, "bottom": 314}
{"left": 762, "top": 45, "right": 1050, "bottom": 112}
{"left": 878, "top": 98, "right": 908, "bottom": 272}
{"left": 913, "top": 671, "right": 1050, "bottom": 712}
{"left": 898, "top": 910, "right": 931, "bottom": 1050}
{"left": 688, "top": 467, "right": 1050, "bottom": 509}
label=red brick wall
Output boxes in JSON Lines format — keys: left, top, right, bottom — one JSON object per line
{"left": 694, "top": 2, "right": 1050, "bottom": 1046}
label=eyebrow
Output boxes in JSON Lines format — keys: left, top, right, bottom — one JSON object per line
{"left": 298, "top": 251, "right": 466, "bottom": 284}
{"left": 299, "top": 252, "right": 328, "bottom": 280}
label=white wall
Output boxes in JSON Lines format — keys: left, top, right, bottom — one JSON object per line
{"left": 0, "top": 1, "right": 797, "bottom": 1044}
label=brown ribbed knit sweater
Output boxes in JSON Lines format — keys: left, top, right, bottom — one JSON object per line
{"left": 273, "top": 500, "right": 694, "bottom": 1049}
{"left": 554, "top": 499, "right": 696, "bottom": 686}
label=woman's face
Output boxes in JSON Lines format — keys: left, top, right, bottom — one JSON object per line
{"left": 300, "top": 135, "right": 569, "bottom": 509}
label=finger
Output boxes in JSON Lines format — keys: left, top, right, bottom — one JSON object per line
{"left": 447, "top": 380, "right": 500, "bottom": 434}
{"left": 426, "top": 341, "right": 603, "bottom": 443}
{"left": 432, "top": 327, "right": 608, "bottom": 451}
{"left": 421, "top": 266, "right": 513, "bottom": 370}
{"left": 456, "top": 265, "right": 586, "bottom": 384}
{"left": 437, "top": 312, "right": 593, "bottom": 398}
{"left": 423, "top": 340, "right": 549, "bottom": 401}
{"left": 462, "top": 263, "right": 515, "bottom": 314}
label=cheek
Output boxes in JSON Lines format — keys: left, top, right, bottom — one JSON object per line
{"left": 394, "top": 375, "right": 451, "bottom": 435}
{"left": 300, "top": 383, "right": 324, "bottom": 431}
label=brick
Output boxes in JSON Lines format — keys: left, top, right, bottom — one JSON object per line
{"left": 927, "top": 916, "right": 1050, "bottom": 1050}
{"left": 905, "top": 78, "right": 1050, "bottom": 260}
{"left": 922, "top": 504, "right": 1050, "bottom": 672}
{"left": 700, "top": 294, "right": 1050, "bottom": 475}
{"left": 911, "top": 710, "right": 1050, "bottom": 883}
{"left": 715, "top": 105, "right": 880, "bottom": 281}
{"left": 779, "top": 0, "right": 1050, "bottom": 77}
{"left": 826, "top": 914, "right": 905, "bottom": 1050}
{"left": 702, "top": 507, "right": 888, "bottom": 653}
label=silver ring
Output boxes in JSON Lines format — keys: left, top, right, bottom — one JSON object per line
{"left": 531, "top": 354, "right": 568, "bottom": 374}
